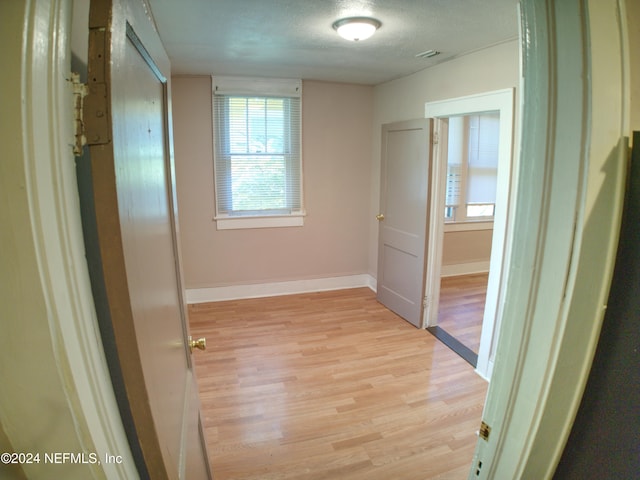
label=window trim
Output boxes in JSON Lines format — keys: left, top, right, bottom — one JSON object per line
{"left": 443, "top": 220, "right": 494, "bottom": 233}
{"left": 215, "top": 213, "right": 305, "bottom": 231}
{"left": 211, "top": 76, "right": 305, "bottom": 230}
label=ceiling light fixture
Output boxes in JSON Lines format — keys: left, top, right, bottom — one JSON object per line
{"left": 332, "top": 17, "right": 381, "bottom": 42}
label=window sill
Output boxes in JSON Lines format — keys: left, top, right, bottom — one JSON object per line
{"left": 215, "top": 213, "right": 305, "bottom": 230}
{"left": 443, "top": 220, "right": 494, "bottom": 233}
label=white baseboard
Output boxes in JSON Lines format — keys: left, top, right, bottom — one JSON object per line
{"left": 441, "top": 261, "right": 490, "bottom": 278}
{"left": 186, "top": 274, "right": 377, "bottom": 304}
{"left": 475, "top": 359, "right": 493, "bottom": 382}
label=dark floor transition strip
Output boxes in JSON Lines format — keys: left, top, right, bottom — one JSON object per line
{"left": 427, "top": 326, "right": 478, "bottom": 367}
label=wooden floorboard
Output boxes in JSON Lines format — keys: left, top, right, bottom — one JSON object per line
{"left": 438, "top": 274, "right": 488, "bottom": 354}
{"left": 189, "top": 288, "right": 488, "bottom": 479}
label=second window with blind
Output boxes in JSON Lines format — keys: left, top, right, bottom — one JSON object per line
{"left": 212, "top": 77, "right": 304, "bottom": 230}
{"left": 445, "top": 112, "right": 500, "bottom": 223}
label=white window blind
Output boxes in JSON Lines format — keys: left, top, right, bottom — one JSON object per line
{"left": 212, "top": 77, "right": 303, "bottom": 228}
{"left": 467, "top": 113, "right": 499, "bottom": 204}
{"left": 445, "top": 113, "right": 499, "bottom": 222}
{"left": 446, "top": 116, "right": 465, "bottom": 209}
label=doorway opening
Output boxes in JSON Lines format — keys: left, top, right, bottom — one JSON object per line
{"left": 424, "top": 89, "right": 516, "bottom": 379}
{"left": 430, "top": 112, "right": 499, "bottom": 366}
{"left": 431, "top": 272, "right": 489, "bottom": 366}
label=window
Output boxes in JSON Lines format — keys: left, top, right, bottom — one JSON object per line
{"left": 212, "top": 77, "right": 304, "bottom": 229}
{"left": 445, "top": 113, "right": 499, "bottom": 222}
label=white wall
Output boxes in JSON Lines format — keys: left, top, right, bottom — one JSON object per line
{"left": 369, "top": 40, "right": 520, "bottom": 277}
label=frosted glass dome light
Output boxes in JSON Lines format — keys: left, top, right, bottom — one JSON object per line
{"left": 332, "top": 17, "right": 381, "bottom": 42}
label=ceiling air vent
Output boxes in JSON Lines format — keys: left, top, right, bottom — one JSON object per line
{"left": 415, "top": 49, "right": 440, "bottom": 59}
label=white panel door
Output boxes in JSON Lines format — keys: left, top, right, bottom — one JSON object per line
{"left": 377, "top": 119, "right": 431, "bottom": 327}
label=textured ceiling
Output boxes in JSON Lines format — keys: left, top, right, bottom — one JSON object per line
{"left": 148, "top": 0, "right": 519, "bottom": 85}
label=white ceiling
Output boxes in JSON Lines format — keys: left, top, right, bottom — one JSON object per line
{"left": 148, "top": 0, "right": 519, "bottom": 86}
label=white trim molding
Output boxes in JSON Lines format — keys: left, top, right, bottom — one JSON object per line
{"left": 443, "top": 220, "right": 493, "bottom": 232}
{"left": 214, "top": 213, "right": 305, "bottom": 230}
{"left": 186, "top": 274, "right": 377, "bottom": 303}
{"left": 424, "top": 87, "right": 515, "bottom": 381}
{"left": 441, "top": 261, "right": 491, "bottom": 278}
{"left": 471, "top": 0, "right": 630, "bottom": 479}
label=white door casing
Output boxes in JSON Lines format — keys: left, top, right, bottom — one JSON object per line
{"left": 468, "top": 0, "right": 630, "bottom": 478}
{"left": 425, "top": 88, "right": 515, "bottom": 380}
{"left": 376, "top": 119, "right": 431, "bottom": 328}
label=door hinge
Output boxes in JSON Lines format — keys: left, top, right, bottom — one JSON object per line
{"left": 83, "top": 27, "right": 111, "bottom": 147}
{"left": 70, "top": 72, "right": 88, "bottom": 156}
{"left": 479, "top": 420, "right": 491, "bottom": 441}
{"left": 423, "top": 296, "right": 429, "bottom": 309}
{"left": 433, "top": 131, "right": 439, "bottom": 145}
{"left": 83, "top": 81, "right": 110, "bottom": 147}
{"left": 71, "top": 67, "right": 111, "bottom": 154}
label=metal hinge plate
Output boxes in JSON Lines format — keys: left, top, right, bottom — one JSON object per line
{"left": 83, "top": 82, "right": 110, "bottom": 146}
{"left": 479, "top": 421, "right": 491, "bottom": 441}
{"left": 83, "top": 27, "right": 111, "bottom": 147}
{"left": 70, "top": 73, "right": 88, "bottom": 156}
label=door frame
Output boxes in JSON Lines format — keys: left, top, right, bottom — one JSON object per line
{"left": 424, "top": 88, "right": 515, "bottom": 379}
{"left": 468, "top": 0, "right": 630, "bottom": 478}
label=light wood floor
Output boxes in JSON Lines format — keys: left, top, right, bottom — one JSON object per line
{"left": 438, "top": 274, "right": 489, "bottom": 354}
{"left": 189, "top": 288, "right": 488, "bottom": 479}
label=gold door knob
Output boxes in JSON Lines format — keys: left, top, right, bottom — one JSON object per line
{"left": 376, "top": 214, "right": 385, "bottom": 221}
{"left": 188, "top": 336, "right": 206, "bottom": 353}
